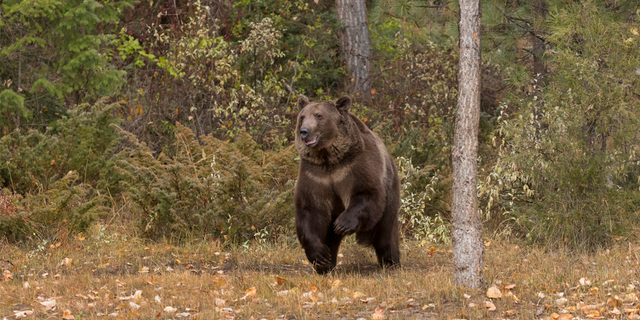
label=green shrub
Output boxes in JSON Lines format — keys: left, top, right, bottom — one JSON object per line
{"left": 0, "top": 100, "right": 122, "bottom": 194}
{"left": 115, "top": 123, "right": 298, "bottom": 241}
{"left": 0, "top": 172, "right": 106, "bottom": 243}
{"left": 397, "top": 156, "right": 451, "bottom": 244}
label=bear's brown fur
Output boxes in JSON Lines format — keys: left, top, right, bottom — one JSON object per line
{"left": 294, "top": 95, "right": 400, "bottom": 274}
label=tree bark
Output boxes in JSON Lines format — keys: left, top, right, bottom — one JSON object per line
{"left": 531, "top": 0, "right": 547, "bottom": 83}
{"left": 451, "top": 0, "right": 484, "bottom": 288}
{"left": 335, "top": 0, "right": 371, "bottom": 95}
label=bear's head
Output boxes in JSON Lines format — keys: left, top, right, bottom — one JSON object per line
{"left": 295, "top": 96, "right": 362, "bottom": 166}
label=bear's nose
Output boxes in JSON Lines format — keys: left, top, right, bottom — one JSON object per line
{"left": 300, "top": 127, "right": 309, "bottom": 139}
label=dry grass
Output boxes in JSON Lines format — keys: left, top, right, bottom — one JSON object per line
{"left": 2, "top": 223, "right": 640, "bottom": 319}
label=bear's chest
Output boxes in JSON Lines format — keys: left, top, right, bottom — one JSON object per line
{"left": 304, "top": 165, "right": 353, "bottom": 212}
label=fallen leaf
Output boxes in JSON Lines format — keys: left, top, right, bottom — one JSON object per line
{"left": 155, "top": 295, "right": 161, "bottom": 303}
{"left": 139, "top": 266, "right": 149, "bottom": 273}
{"left": 585, "top": 310, "right": 600, "bottom": 318}
{"left": 485, "top": 300, "right": 497, "bottom": 311}
{"left": 240, "top": 287, "right": 256, "bottom": 300}
{"left": 556, "top": 313, "right": 573, "bottom": 320}
{"left": 504, "top": 284, "right": 516, "bottom": 290}
{"left": 487, "top": 286, "right": 502, "bottom": 299}
{"left": 579, "top": 278, "right": 592, "bottom": 286}
{"left": 3, "top": 270, "right": 13, "bottom": 281}
{"left": 352, "top": 291, "right": 365, "bottom": 299}
{"left": 176, "top": 312, "right": 191, "bottom": 318}
{"left": 115, "top": 279, "right": 124, "bottom": 287}
{"left": 39, "top": 298, "right": 56, "bottom": 310}
{"left": 504, "top": 309, "right": 517, "bottom": 316}
{"left": 277, "top": 290, "right": 292, "bottom": 296}
{"left": 310, "top": 284, "right": 318, "bottom": 292}
{"left": 360, "top": 297, "right": 375, "bottom": 303}
{"left": 60, "top": 258, "right": 72, "bottom": 267}
{"left": 62, "top": 309, "right": 74, "bottom": 320}
{"left": 275, "top": 275, "right": 287, "bottom": 285}
{"left": 13, "top": 310, "right": 33, "bottom": 318}
{"left": 372, "top": 307, "right": 385, "bottom": 320}
{"left": 164, "top": 306, "right": 177, "bottom": 313}
{"left": 556, "top": 297, "right": 568, "bottom": 306}
{"left": 215, "top": 298, "right": 225, "bottom": 306}
{"left": 130, "top": 302, "right": 140, "bottom": 310}
{"left": 331, "top": 279, "right": 342, "bottom": 289}
{"left": 610, "top": 307, "right": 621, "bottom": 315}
{"left": 23, "top": 282, "right": 29, "bottom": 288}
{"left": 608, "top": 297, "right": 622, "bottom": 308}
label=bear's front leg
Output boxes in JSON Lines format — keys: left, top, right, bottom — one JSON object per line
{"left": 295, "top": 209, "right": 334, "bottom": 274}
{"left": 333, "top": 193, "right": 384, "bottom": 235}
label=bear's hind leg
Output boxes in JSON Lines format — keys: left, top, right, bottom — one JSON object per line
{"left": 371, "top": 205, "right": 400, "bottom": 268}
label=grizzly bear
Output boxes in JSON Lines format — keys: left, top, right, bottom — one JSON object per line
{"left": 294, "top": 95, "right": 400, "bottom": 274}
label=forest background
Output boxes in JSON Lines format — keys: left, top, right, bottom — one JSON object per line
{"left": 1, "top": 0, "right": 640, "bottom": 252}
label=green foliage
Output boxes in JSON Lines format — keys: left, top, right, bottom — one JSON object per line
{"left": 480, "top": 1, "right": 640, "bottom": 248}
{"left": 0, "top": 0, "right": 135, "bottom": 127}
{"left": 0, "top": 88, "right": 30, "bottom": 130}
{"left": 0, "top": 172, "right": 105, "bottom": 243}
{"left": 115, "top": 123, "right": 297, "bottom": 241}
{"left": 0, "top": 100, "right": 122, "bottom": 193}
{"left": 397, "top": 157, "right": 450, "bottom": 244}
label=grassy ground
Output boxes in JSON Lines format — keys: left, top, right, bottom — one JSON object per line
{"left": 2, "top": 223, "right": 640, "bottom": 319}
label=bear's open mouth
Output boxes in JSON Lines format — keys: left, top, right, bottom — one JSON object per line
{"left": 304, "top": 136, "right": 318, "bottom": 146}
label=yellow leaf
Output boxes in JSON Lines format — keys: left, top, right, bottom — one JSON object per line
{"left": 310, "top": 284, "right": 318, "bottom": 292}
{"left": 585, "top": 310, "right": 600, "bottom": 318}
{"left": 504, "top": 309, "right": 517, "bottom": 316}
{"left": 331, "top": 280, "right": 342, "bottom": 289}
{"left": 485, "top": 300, "right": 496, "bottom": 311}
{"left": 487, "top": 286, "right": 502, "bottom": 299}
{"left": 631, "top": 27, "right": 639, "bottom": 36}
{"left": 608, "top": 297, "right": 622, "bottom": 308}
{"left": 62, "top": 309, "right": 74, "bottom": 320}
{"left": 275, "top": 275, "right": 287, "bottom": 285}
{"left": 241, "top": 287, "right": 256, "bottom": 300}
{"left": 556, "top": 314, "right": 573, "bottom": 320}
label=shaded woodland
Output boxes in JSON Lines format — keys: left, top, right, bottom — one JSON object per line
{"left": 1, "top": 0, "right": 639, "bottom": 250}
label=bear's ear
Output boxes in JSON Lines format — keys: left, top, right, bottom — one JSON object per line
{"left": 335, "top": 95, "right": 352, "bottom": 112}
{"left": 297, "top": 97, "right": 309, "bottom": 111}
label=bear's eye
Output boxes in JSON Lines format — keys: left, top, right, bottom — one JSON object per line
{"left": 315, "top": 114, "right": 323, "bottom": 120}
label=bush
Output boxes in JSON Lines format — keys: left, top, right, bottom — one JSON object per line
{"left": 116, "top": 123, "right": 298, "bottom": 241}
{"left": 0, "top": 100, "right": 122, "bottom": 194}
{"left": 0, "top": 172, "right": 106, "bottom": 243}
{"left": 0, "top": 100, "right": 121, "bottom": 242}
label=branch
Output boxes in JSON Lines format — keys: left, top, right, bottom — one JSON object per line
{"left": 284, "top": 83, "right": 308, "bottom": 101}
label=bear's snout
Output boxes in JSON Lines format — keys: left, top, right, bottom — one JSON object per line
{"left": 300, "top": 127, "right": 309, "bottom": 139}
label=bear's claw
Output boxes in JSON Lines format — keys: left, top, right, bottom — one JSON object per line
{"left": 333, "top": 216, "right": 359, "bottom": 235}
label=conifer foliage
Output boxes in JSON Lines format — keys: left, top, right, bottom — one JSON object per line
{"left": 115, "top": 123, "right": 298, "bottom": 241}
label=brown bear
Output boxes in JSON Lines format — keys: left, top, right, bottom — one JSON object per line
{"left": 294, "top": 95, "right": 400, "bottom": 274}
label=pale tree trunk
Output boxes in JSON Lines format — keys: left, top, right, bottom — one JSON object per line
{"left": 335, "top": 0, "right": 371, "bottom": 95}
{"left": 451, "top": 0, "right": 484, "bottom": 288}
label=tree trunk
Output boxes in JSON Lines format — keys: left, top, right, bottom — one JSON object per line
{"left": 531, "top": 0, "right": 547, "bottom": 83}
{"left": 335, "top": 0, "right": 371, "bottom": 96}
{"left": 451, "top": 0, "right": 484, "bottom": 288}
